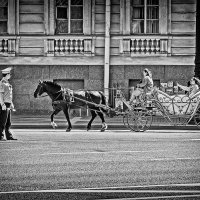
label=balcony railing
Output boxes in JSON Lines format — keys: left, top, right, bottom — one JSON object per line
{"left": 45, "top": 36, "right": 95, "bottom": 56}
{"left": 0, "top": 35, "right": 172, "bottom": 57}
{"left": 120, "top": 36, "right": 171, "bottom": 56}
{"left": 0, "top": 36, "right": 95, "bottom": 57}
{"left": 0, "top": 37, "right": 16, "bottom": 56}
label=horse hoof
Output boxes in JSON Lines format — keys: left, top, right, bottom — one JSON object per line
{"left": 100, "top": 128, "right": 105, "bottom": 132}
{"left": 66, "top": 129, "right": 71, "bottom": 132}
{"left": 51, "top": 122, "right": 57, "bottom": 129}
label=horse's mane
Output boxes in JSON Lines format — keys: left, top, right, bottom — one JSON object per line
{"left": 43, "top": 81, "right": 61, "bottom": 89}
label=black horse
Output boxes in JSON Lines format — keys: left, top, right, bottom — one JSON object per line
{"left": 34, "top": 80, "right": 108, "bottom": 131}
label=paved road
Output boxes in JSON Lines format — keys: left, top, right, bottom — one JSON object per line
{"left": 0, "top": 129, "right": 200, "bottom": 199}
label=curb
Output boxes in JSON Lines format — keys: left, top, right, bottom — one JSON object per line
{"left": 11, "top": 115, "right": 200, "bottom": 130}
{"left": 11, "top": 124, "right": 199, "bottom": 130}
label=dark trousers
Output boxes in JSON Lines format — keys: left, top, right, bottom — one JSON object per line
{"left": 0, "top": 103, "right": 13, "bottom": 139}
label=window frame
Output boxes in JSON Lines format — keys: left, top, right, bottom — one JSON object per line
{"left": 0, "top": 0, "right": 8, "bottom": 34}
{"left": 131, "top": 0, "right": 159, "bottom": 34}
{"left": 55, "top": 0, "right": 83, "bottom": 34}
{"left": 127, "top": 0, "right": 168, "bottom": 35}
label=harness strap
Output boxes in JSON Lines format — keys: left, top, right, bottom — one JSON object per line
{"left": 53, "top": 95, "right": 110, "bottom": 111}
{"left": 61, "top": 88, "right": 66, "bottom": 100}
{"left": 61, "top": 88, "right": 75, "bottom": 103}
{"left": 53, "top": 89, "right": 110, "bottom": 114}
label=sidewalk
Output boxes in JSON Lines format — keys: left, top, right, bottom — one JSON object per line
{"left": 11, "top": 113, "right": 199, "bottom": 130}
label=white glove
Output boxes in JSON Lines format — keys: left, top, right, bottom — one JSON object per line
{"left": 1, "top": 104, "right": 6, "bottom": 110}
{"left": 11, "top": 103, "right": 16, "bottom": 111}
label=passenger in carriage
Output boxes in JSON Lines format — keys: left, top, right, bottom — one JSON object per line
{"left": 130, "top": 68, "right": 154, "bottom": 103}
{"left": 177, "top": 77, "right": 200, "bottom": 98}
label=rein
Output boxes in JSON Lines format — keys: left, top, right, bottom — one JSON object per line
{"left": 38, "top": 89, "right": 63, "bottom": 100}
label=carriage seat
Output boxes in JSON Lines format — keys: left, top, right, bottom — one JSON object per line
{"left": 154, "top": 89, "right": 200, "bottom": 115}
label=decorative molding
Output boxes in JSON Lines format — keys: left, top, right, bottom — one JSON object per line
{"left": 0, "top": 55, "right": 195, "bottom": 66}
{"left": 49, "top": 0, "right": 55, "bottom": 35}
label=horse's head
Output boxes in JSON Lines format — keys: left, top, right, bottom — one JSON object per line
{"left": 34, "top": 80, "right": 62, "bottom": 100}
{"left": 34, "top": 80, "right": 45, "bottom": 98}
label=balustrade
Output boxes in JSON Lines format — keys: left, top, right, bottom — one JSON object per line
{"left": 46, "top": 37, "right": 94, "bottom": 56}
{"left": 121, "top": 36, "right": 169, "bottom": 56}
{"left": 0, "top": 38, "right": 16, "bottom": 56}
{"left": 0, "top": 35, "right": 170, "bottom": 57}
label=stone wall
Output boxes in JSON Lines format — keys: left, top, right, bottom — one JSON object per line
{"left": 110, "top": 65, "right": 195, "bottom": 86}
{"left": 0, "top": 65, "right": 104, "bottom": 114}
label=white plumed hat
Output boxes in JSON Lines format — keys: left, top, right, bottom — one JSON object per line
{"left": 1, "top": 67, "right": 12, "bottom": 74}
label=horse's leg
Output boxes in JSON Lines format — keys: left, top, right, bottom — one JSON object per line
{"left": 97, "top": 110, "right": 108, "bottom": 132}
{"left": 62, "top": 105, "right": 72, "bottom": 132}
{"left": 50, "top": 108, "right": 61, "bottom": 128}
{"left": 87, "top": 110, "right": 97, "bottom": 131}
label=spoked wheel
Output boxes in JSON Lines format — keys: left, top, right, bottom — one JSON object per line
{"left": 127, "top": 108, "right": 152, "bottom": 132}
{"left": 194, "top": 112, "right": 200, "bottom": 128}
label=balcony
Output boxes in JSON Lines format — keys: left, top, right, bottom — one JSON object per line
{"left": 120, "top": 35, "right": 171, "bottom": 56}
{"left": 45, "top": 36, "right": 95, "bottom": 56}
{"left": 0, "top": 36, "right": 95, "bottom": 57}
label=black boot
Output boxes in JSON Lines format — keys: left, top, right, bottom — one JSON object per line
{"left": 0, "top": 136, "right": 6, "bottom": 141}
{"left": 5, "top": 130, "right": 17, "bottom": 140}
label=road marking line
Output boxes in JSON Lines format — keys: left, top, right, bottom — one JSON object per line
{"left": 1, "top": 183, "right": 200, "bottom": 195}
{"left": 85, "top": 183, "right": 200, "bottom": 190}
{"left": 190, "top": 139, "right": 200, "bottom": 141}
{"left": 150, "top": 157, "right": 200, "bottom": 161}
{"left": 39, "top": 150, "right": 166, "bottom": 156}
{"left": 39, "top": 151, "right": 200, "bottom": 161}
{"left": 101, "top": 194, "right": 200, "bottom": 200}
{"left": 0, "top": 189, "right": 200, "bottom": 194}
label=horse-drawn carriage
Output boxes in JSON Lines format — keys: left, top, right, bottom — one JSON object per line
{"left": 34, "top": 81, "right": 200, "bottom": 132}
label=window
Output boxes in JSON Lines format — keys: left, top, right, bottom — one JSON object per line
{"left": 0, "top": 0, "right": 8, "bottom": 34}
{"left": 131, "top": 0, "right": 159, "bottom": 34}
{"left": 56, "top": 0, "right": 83, "bottom": 34}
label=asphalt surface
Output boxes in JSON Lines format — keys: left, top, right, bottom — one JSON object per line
{"left": 0, "top": 129, "right": 200, "bottom": 199}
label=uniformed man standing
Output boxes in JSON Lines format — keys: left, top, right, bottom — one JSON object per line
{"left": 0, "top": 67, "right": 17, "bottom": 141}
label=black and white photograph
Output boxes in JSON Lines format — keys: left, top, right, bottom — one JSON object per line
{"left": 0, "top": 0, "right": 200, "bottom": 199}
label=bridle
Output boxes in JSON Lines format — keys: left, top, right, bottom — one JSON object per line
{"left": 36, "top": 83, "right": 48, "bottom": 98}
{"left": 36, "top": 83, "right": 63, "bottom": 101}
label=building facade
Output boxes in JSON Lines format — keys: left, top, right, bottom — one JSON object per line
{"left": 0, "top": 0, "right": 196, "bottom": 113}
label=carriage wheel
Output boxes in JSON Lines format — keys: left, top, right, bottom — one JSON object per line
{"left": 127, "top": 109, "right": 152, "bottom": 132}
{"left": 194, "top": 112, "right": 200, "bottom": 128}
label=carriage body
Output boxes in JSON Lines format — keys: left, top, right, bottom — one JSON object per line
{"left": 120, "top": 88, "right": 200, "bottom": 132}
